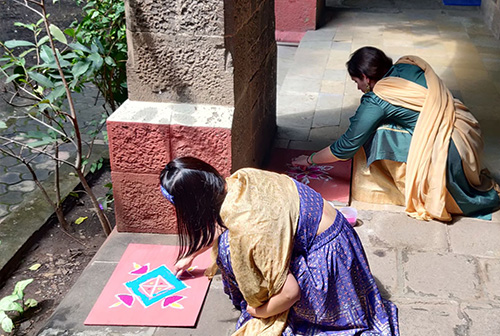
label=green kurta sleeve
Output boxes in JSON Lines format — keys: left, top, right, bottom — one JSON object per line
{"left": 330, "top": 93, "right": 386, "bottom": 159}
{"left": 330, "top": 63, "right": 425, "bottom": 161}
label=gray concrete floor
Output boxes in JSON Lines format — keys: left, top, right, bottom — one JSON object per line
{"left": 35, "top": 4, "right": 500, "bottom": 336}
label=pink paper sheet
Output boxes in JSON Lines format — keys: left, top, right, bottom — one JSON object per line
{"left": 265, "top": 148, "right": 352, "bottom": 205}
{"left": 85, "top": 244, "right": 212, "bottom": 327}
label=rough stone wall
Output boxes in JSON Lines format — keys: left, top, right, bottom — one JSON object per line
{"left": 482, "top": 0, "right": 500, "bottom": 39}
{"left": 125, "top": 0, "right": 234, "bottom": 105}
{"left": 226, "top": 0, "right": 277, "bottom": 170}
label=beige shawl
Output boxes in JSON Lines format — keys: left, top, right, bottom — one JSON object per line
{"left": 373, "top": 55, "right": 495, "bottom": 221}
{"left": 206, "top": 168, "right": 300, "bottom": 335}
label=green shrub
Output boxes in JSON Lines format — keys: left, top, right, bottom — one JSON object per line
{"left": 0, "top": 279, "right": 38, "bottom": 333}
{"left": 72, "top": 0, "right": 127, "bottom": 110}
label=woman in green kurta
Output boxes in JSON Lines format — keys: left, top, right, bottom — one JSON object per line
{"left": 292, "top": 46, "right": 500, "bottom": 221}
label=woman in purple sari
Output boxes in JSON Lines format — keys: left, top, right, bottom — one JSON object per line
{"left": 160, "top": 157, "right": 399, "bottom": 335}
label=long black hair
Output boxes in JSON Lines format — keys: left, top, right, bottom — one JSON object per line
{"left": 346, "top": 46, "right": 393, "bottom": 82}
{"left": 159, "top": 157, "right": 227, "bottom": 260}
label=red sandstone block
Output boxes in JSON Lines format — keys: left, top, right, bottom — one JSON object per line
{"left": 275, "top": 0, "right": 317, "bottom": 33}
{"left": 275, "top": 30, "right": 306, "bottom": 43}
{"left": 107, "top": 121, "right": 171, "bottom": 174}
{"left": 109, "top": 123, "right": 232, "bottom": 234}
{"left": 170, "top": 124, "right": 232, "bottom": 177}
{"left": 112, "top": 171, "right": 177, "bottom": 234}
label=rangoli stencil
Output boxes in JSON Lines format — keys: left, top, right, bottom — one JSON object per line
{"left": 85, "top": 244, "right": 212, "bottom": 327}
{"left": 285, "top": 164, "right": 334, "bottom": 185}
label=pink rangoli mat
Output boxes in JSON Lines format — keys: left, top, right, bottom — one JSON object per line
{"left": 265, "top": 148, "right": 352, "bottom": 205}
{"left": 85, "top": 244, "right": 212, "bottom": 327}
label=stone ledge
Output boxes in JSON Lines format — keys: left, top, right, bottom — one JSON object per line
{"left": 107, "top": 100, "right": 234, "bottom": 129}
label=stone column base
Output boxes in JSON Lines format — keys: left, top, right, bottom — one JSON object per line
{"left": 275, "top": 0, "right": 324, "bottom": 43}
{"left": 107, "top": 100, "right": 233, "bottom": 234}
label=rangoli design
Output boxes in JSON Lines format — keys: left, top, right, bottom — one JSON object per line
{"left": 285, "top": 164, "right": 334, "bottom": 185}
{"left": 109, "top": 262, "right": 197, "bottom": 310}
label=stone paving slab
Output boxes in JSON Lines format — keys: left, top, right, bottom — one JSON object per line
{"left": 463, "top": 304, "right": 500, "bottom": 336}
{"left": 395, "top": 300, "right": 468, "bottom": 336}
{"left": 290, "top": 63, "right": 328, "bottom": 80}
{"left": 276, "top": 126, "right": 311, "bottom": 143}
{"left": 448, "top": 218, "right": 500, "bottom": 258}
{"left": 308, "top": 126, "right": 342, "bottom": 145}
{"left": 362, "top": 247, "right": 400, "bottom": 296}
{"left": 402, "top": 251, "right": 481, "bottom": 301}
{"left": 277, "top": 113, "right": 315, "bottom": 132}
{"left": 277, "top": 91, "right": 318, "bottom": 116}
{"left": 280, "top": 75, "right": 323, "bottom": 94}
{"left": 478, "top": 258, "right": 500, "bottom": 301}
{"left": 354, "top": 210, "right": 449, "bottom": 252}
{"left": 320, "top": 79, "right": 346, "bottom": 94}
{"left": 277, "top": 44, "right": 298, "bottom": 88}
{"left": 313, "top": 93, "right": 343, "bottom": 127}
{"left": 302, "top": 29, "right": 337, "bottom": 42}
{"left": 152, "top": 274, "right": 240, "bottom": 336}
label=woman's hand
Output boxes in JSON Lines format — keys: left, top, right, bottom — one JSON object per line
{"left": 173, "top": 239, "right": 222, "bottom": 277}
{"left": 174, "top": 255, "right": 194, "bottom": 277}
{"left": 293, "top": 148, "right": 341, "bottom": 167}
{"left": 291, "top": 155, "right": 310, "bottom": 167}
{"left": 246, "top": 305, "right": 259, "bottom": 318}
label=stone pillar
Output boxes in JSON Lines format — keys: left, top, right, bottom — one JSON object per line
{"left": 108, "top": 0, "right": 277, "bottom": 233}
{"left": 226, "top": 0, "right": 278, "bottom": 170}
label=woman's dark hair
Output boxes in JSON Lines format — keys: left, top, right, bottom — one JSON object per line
{"left": 159, "top": 157, "right": 227, "bottom": 260}
{"left": 346, "top": 46, "right": 393, "bottom": 82}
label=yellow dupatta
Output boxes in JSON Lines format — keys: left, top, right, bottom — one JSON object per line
{"left": 373, "top": 56, "right": 496, "bottom": 221}
{"left": 206, "top": 168, "right": 300, "bottom": 335}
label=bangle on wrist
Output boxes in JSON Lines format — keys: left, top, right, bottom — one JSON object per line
{"left": 308, "top": 153, "right": 317, "bottom": 166}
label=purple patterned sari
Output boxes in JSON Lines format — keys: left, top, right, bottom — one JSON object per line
{"left": 216, "top": 180, "right": 399, "bottom": 335}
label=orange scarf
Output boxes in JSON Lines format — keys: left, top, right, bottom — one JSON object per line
{"left": 373, "top": 56, "right": 494, "bottom": 221}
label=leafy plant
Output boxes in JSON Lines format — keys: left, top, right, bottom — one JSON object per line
{"left": 98, "top": 182, "right": 114, "bottom": 211}
{"left": 72, "top": 0, "right": 127, "bottom": 110}
{"left": 0, "top": 279, "right": 38, "bottom": 333}
{"left": 0, "top": 0, "right": 112, "bottom": 235}
{"left": 88, "top": 157, "right": 104, "bottom": 173}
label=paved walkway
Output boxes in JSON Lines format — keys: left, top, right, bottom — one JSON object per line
{"left": 28, "top": 3, "right": 500, "bottom": 336}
